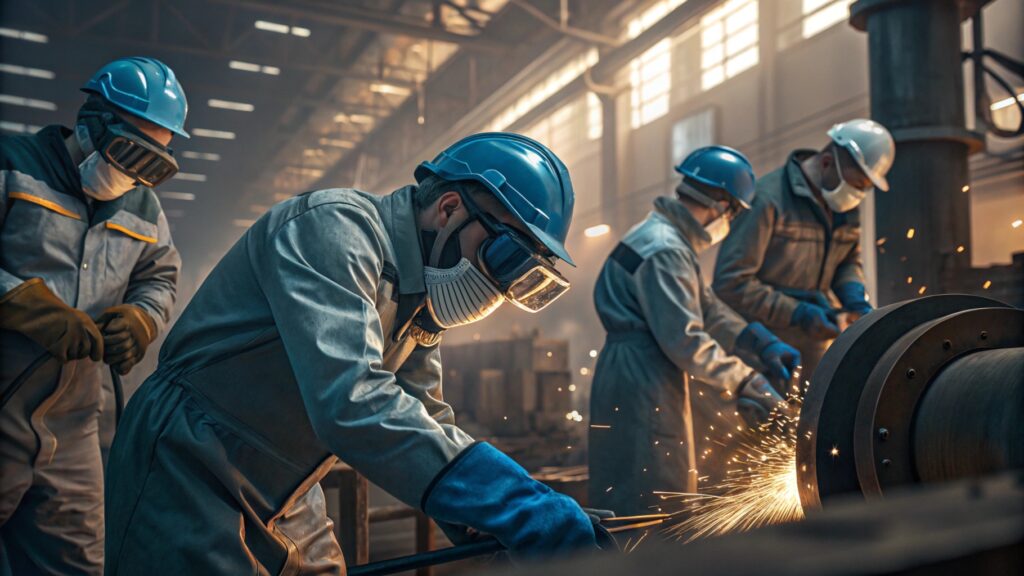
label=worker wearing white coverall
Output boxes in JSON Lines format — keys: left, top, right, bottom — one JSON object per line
{"left": 589, "top": 146, "right": 799, "bottom": 516}
{"left": 104, "top": 133, "right": 609, "bottom": 575}
{"left": 0, "top": 58, "right": 184, "bottom": 575}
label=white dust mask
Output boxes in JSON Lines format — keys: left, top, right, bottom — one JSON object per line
{"left": 76, "top": 124, "right": 136, "bottom": 201}
{"left": 423, "top": 258, "right": 504, "bottom": 329}
{"left": 704, "top": 213, "right": 731, "bottom": 246}
{"left": 821, "top": 154, "right": 869, "bottom": 213}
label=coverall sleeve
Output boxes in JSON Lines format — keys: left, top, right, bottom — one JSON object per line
{"left": 700, "top": 282, "right": 748, "bottom": 353}
{"left": 831, "top": 232, "right": 865, "bottom": 288}
{"left": 636, "top": 248, "right": 755, "bottom": 394}
{"left": 394, "top": 343, "right": 473, "bottom": 438}
{"left": 124, "top": 209, "right": 181, "bottom": 334}
{"left": 259, "top": 203, "right": 473, "bottom": 508}
{"left": 713, "top": 196, "right": 800, "bottom": 329}
{"left": 0, "top": 169, "right": 27, "bottom": 294}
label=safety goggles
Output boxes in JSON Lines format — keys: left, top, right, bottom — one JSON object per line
{"left": 462, "top": 194, "right": 571, "bottom": 312}
{"left": 96, "top": 122, "right": 179, "bottom": 188}
{"left": 682, "top": 176, "right": 745, "bottom": 220}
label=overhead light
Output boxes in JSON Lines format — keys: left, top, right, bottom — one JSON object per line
{"left": 228, "top": 60, "right": 280, "bottom": 76}
{"left": 233, "top": 218, "right": 256, "bottom": 227}
{"left": 284, "top": 166, "right": 324, "bottom": 178}
{"left": 208, "top": 98, "right": 254, "bottom": 112}
{"left": 0, "top": 63, "right": 55, "bottom": 79}
{"left": 174, "top": 172, "right": 207, "bottom": 182}
{"left": 192, "top": 128, "right": 236, "bottom": 139}
{"left": 319, "top": 137, "right": 355, "bottom": 149}
{"left": 584, "top": 224, "right": 611, "bottom": 238}
{"left": 0, "top": 27, "right": 48, "bottom": 43}
{"left": 349, "top": 114, "right": 374, "bottom": 124}
{"left": 991, "top": 93, "right": 1024, "bottom": 111}
{"left": 370, "top": 83, "right": 411, "bottom": 96}
{"left": 254, "top": 20, "right": 311, "bottom": 37}
{"left": 159, "top": 192, "right": 196, "bottom": 201}
{"left": 0, "top": 94, "right": 56, "bottom": 110}
{"left": 1013, "top": 219, "right": 1023, "bottom": 229}
{"left": 181, "top": 151, "right": 220, "bottom": 161}
{"left": 303, "top": 148, "right": 325, "bottom": 157}
{"left": 0, "top": 120, "right": 42, "bottom": 133}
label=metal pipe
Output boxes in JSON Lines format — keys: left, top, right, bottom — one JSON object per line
{"left": 913, "top": 347, "right": 1024, "bottom": 483}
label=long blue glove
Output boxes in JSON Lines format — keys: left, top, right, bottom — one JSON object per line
{"left": 736, "top": 322, "right": 801, "bottom": 382}
{"left": 422, "top": 442, "right": 598, "bottom": 558}
{"left": 791, "top": 302, "right": 840, "bottom": 340}
{"left": 833, "top": 282, "right": 872, "bottom": 316}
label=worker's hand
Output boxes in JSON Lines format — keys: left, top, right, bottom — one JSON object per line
{"left": 833, "top": 282, "right": 873, "bottom": 321}
{"left": 96, "top": 304, "right": 157, "bottom": 375}
{"left": 0, "top": 278, "right": 103, "bottom": 362}
{"left": 736, "top": 372, "right": 794, "bottom": 428}
{"left": 423, "top": 442, "right": 600, "bottom": 558}
{"left": 791, "top": 302, "right": 841, "bottom": 341}
{"left": 735, "top": 322, "right": 801, "bottom": 382}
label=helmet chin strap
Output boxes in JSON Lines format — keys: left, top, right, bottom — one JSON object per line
{"left": 428, "top": 208, "right": 475, "bottom": 268}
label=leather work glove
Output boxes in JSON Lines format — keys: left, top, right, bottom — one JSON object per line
{"left": 833, "top": 282, "right": 873, "bottom": 323}
{"left": 790, "top": 301, "right": 840, "bottom": 341}
{"left": 0, "top": 278, "right": 103, "bottom": 362}
{"left": 735, "top": 322, "right": 802, "bottom": 382}
{"left": 96, "top": 304, "right": 157, "bottom": 375}
{"left": 736, "top": 372, "right": 794, "bottom": 428}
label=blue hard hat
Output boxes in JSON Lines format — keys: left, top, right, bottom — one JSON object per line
{"left": 82, "top": 57, "right": 189, "bottom": 138}
{"left": 415, "top": 132, "right": 576, "bottom": 265}
{"left": 674, "top": 145, "right": 756, "bottom": 208}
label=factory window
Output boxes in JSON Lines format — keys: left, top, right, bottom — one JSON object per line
{"left": 488, "top": 48, "right": 598, "bottom": 132}
{"left": 671, "top": 109, "right": 715, "bottom": 165}
{"left": 700, "top": 0, "right": 759, "bottom": 91}
{"left": 587, "top": 92, "right": 603, "bottom": 140}
{"left": 626, "top": 1, "right": 685, "bottom": 128}
{"left": 801, "top": 0, "right": 854, "bottom": 39}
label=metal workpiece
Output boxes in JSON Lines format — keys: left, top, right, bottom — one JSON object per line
{"left": 797, "top": 294, "right": 1023, "bottom": 510}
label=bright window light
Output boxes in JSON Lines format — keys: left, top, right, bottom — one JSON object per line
{"left": 208, "top": 98, "right": 255, "bottom": 112}
{"left": 0, "top": 94, "right": 57, "bottom": 110}
{"left": 630, "top": 38, "right": 672, "bottom": 128}
{"left": 290, "top": 26, "right": 311, "bottom": 37}
{"left": 802, "top": 0, "right": 854, "bottom": 39}
{"left": 285, "top": 166, "right": 324, "bottom": 178}
{"left": 0, "top": 63, "right": 55, "bottom": 79}
{"left": 159, "top": 192, "right": 196, "bottom": 201}
{"left": 0, "top": 27, "right": 48, "bottom": 43}
{"left": 348, "top": 114, "right": 374, "bottom": 124}
{"left": 0, "top": 120, "right": 42, "bottom": 133}
{"left": 587, "top": 92, "right": 603, "bottom": 141}
{"left": 319, "top": 138, "right": 355, "bottom": 149}
{"left": 181, "top": 151, "right": 221, "bottom": 161}
{"left": 254, "top": 20, "right": 290, "bottom": 34}
{"left": 370, "top": 83, "right": 411, "bottom": 96}
{"left": 488, "top": 48, "right": 599, "bottom": 131}
{"left": 192, "top": 128, "right": 236, "bottom": 139}
{"left": 701, "top": 0, "right": 759, "bottom": 91}
{"left": 584, "top": 224, "right": 611, "bottom": 238}
{"left": 173, "top": 172, "right": 207, "bottom": 182}
{"left": 228, "top": 60, "right": 280, "bottom": 76}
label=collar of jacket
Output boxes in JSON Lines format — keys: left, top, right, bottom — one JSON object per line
{"left": 375, "top": 185, "right": 426, "bottom": 296}
{"left": 654, "top": 194, "right": 712, "bottom": 254}
{"left": 39, "top": 125, "right": 86, "bottom": 200}
{"left": 786, "top": 149, "right": 821, "bottom": 201}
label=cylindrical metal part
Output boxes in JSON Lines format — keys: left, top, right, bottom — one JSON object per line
{"left": 913, "top": 347, "right": 1024, "bottom": 483}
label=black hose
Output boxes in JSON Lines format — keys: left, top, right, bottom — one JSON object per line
{"left": 0, "top": 352, "right": 52, "bottom": 409}
{"left": 347, "top": 538, "right": 505, "bottom": 576}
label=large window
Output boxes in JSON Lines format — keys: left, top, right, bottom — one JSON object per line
{"left": 801, "top": 0, "right": 854, "bottom": 39}
{"left": 488, "top": 49, "right": 598, "bottom": 132}
{"left": 627, "top": 1, "right": 686, "bottom": 128}
{"left": 671, "top": 108, "right": 715, "bottom": 165}
{"left": 700, "top": 0, "right": 759, "bottom": 91}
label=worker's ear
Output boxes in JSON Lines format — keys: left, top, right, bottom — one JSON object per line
{"left": 436, "top": 191, "right": 463, "bottom": 227}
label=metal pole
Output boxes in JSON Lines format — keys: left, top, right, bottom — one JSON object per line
{"left": 682, "top": 372, "right": 698, "bottom": 494}
{"left": 849, "top": 0, "right": 985, "bottom": 305}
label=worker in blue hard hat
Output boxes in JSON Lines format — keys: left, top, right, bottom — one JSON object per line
{"left": 103, "top": 132, "right": 610, "bottom": 575}
{"left": 589, "top": 146, "right": 800, "bottom": 516}
{"left": 0, "top": 57, "right": 184, "bottom": 574}
{"left": 713, "top": 119, "right": 895, "bottom": 380}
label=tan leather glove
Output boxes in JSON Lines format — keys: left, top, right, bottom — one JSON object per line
{"left": 96, "top": 304, "right": 157, "bottom": 375}
{"left": 0, "top": 278, "right": 104, "bottom": 362}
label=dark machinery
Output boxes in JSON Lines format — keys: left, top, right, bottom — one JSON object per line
{"left": 797, "top": 294, "right": 1024, "bottom": 509}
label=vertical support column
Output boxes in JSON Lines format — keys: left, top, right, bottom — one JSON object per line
{"left": 850, "top": 0, "right": 983, "bottom": 305}
{"left": 415, "top": 511, "right": 435, "bottom": 576}
{"left": 599, "top": 92, "right": 619, "bottom": 231}
{"left": 328, "top": 463, "right": 369, "bottom": 566}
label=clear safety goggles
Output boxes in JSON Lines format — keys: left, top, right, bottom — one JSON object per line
{"left": 463, "top": 194, "right": 571, "bottom": 312}
{"left": 97, "top": 122, "right": 179, "bottom": 188}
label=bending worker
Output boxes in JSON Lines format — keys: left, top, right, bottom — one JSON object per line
{"left": 104, "top": 133, "right": 606, "bottom": 574}
{"left": 0, "top": 58, "right": 184, "bottom": 574}
{"left": 588, "top": 146, "right": 800, "bottom": 516}
{"left": 713, "top": 119, "right": 895, "bottom": 379}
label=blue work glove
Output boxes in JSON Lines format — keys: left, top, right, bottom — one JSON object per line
{"left": 833, "top": 282, "right": 873, "bottom": 317}
{"left": 790, "top": 302, "right": 840, "bottom": 340}
{"left": 736, "top": 372, "right": 795, "bottom": 428}
{"left": 422, "top": 442, "right": 600, "bottom": 558}
{"left": 735, "top": 322, "right": 802, "bottom": 382}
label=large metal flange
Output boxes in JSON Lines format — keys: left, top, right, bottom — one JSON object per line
{"left": 853, "top": 306, "right": 1024, "bottom": 498}
{"left": 796, "top": 294, "right": 1012, "bottom": 510}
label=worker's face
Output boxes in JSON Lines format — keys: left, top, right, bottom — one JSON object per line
{"left": 820, "top": 146, "right": 873, "bottom": 191}
{"left": 431, "top": 190, "right": 538, "bottom": 267}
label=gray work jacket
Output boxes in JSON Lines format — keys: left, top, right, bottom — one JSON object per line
{"left": 713, "top": 150, "right": 864, "bottom": 329}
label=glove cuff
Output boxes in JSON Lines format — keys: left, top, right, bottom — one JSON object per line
{"left": 834, "top": 282, "right": 869, "bottom": 310}
{"left": 735, "top": 322, "right": 780, "bottom": 355}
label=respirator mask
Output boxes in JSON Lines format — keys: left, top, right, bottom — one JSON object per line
{"left": 821, "top": 149, "right": 871, "bottom": 213}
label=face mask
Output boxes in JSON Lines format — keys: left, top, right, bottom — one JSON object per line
{"left": 821, "top": 153, "right": 869, "bottom": 213}
{"left": 704, "top": 213, "right": 731, "bottom": 246}
{"left": 79, "top": 150, "right": 137, "bottom": 201}
{"left": 423, "top": 258, "right": 504, "bottom": 329}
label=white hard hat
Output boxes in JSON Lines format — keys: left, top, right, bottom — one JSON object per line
{"left": 827, "top": 119, "right": 895, "bottom": 191}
